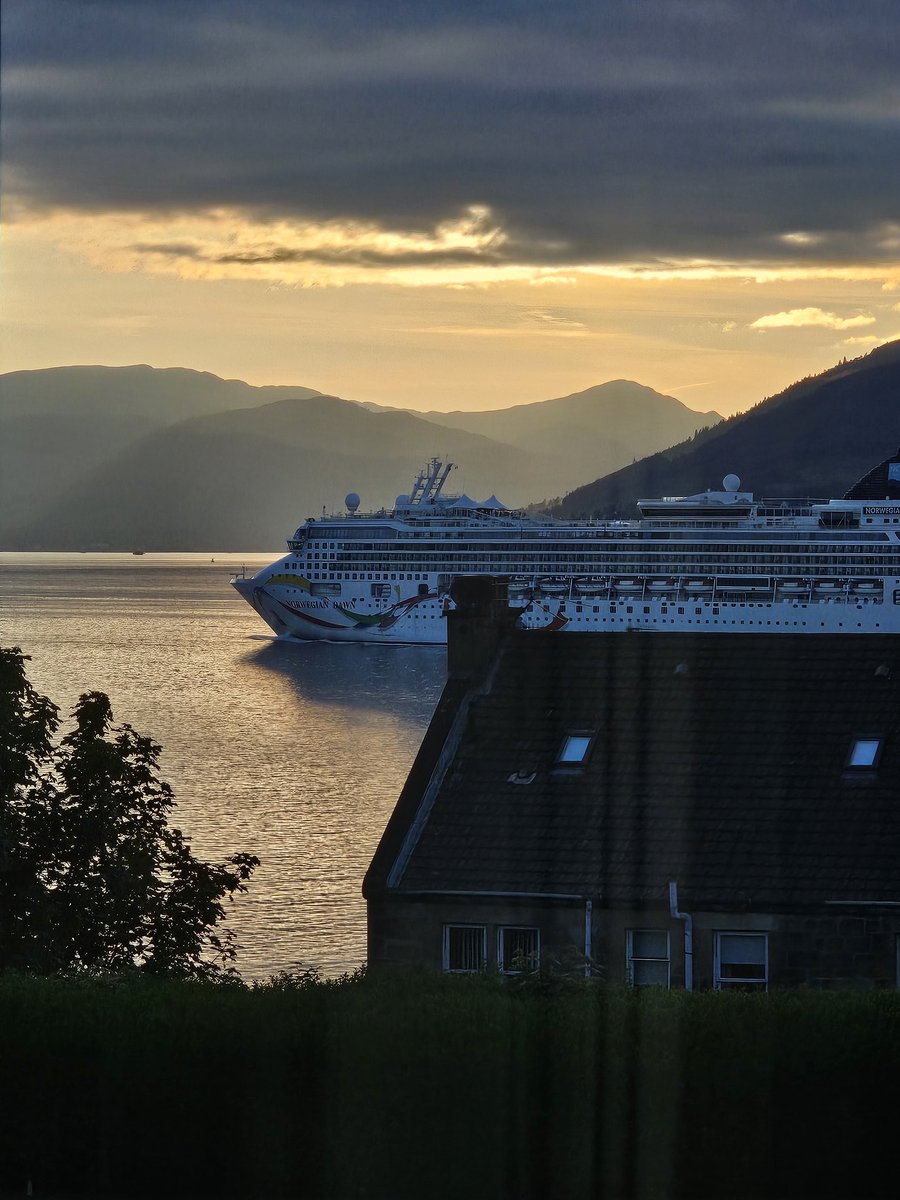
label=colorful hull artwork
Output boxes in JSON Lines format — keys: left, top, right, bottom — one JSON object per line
{"left": 233, "top": 575, "right": 574, "bottom": 643}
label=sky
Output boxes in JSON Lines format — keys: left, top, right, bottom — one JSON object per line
{"left": 2, "top": 0, "right": 899, "bottom": 416}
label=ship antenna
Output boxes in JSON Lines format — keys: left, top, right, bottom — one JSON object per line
{"left": 421, "top": 456, "right": 443, "bottom": 503}
{"left": 432, "top": 461, "right": 455, "bottom": 500}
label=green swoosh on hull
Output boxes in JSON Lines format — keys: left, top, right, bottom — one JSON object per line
{"left": 334, "top": 603, "right": 398, "bottom": 626}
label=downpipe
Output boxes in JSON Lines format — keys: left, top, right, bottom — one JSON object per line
{"left": 669, "top": 881, "right": 693, "bottom": 991}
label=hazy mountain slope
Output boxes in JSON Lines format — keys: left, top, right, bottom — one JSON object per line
{"left": 0, "top": 413, "right": 158, "bottom": 532}
{"left": 0, "top": 365, "right": 324, "bottom": 527}
{"left": 5, "top": 396, "right": 554, "bottom": 550}
{"left": 554, "top": 342, "right": 900, "bottom": 517}
{"left": 418, "top": 381, "right": 721, "bottom": 484}
{"left": 0, "top": 365, "right": 322, "bottom": 422}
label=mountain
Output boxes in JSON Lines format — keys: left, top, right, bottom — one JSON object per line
{"left": 553, "top": 341, "right": 900, "bottom": 518}
{"left": 0, "top": 365, "right": 723, "bottom": 550}
{"left": 0, "top": 365, "right": 323, "bottom": 536}
{"left": 0, "top": 364, "right": 322, "bottom": 422}
{"left": 418, "top": 381, "right": 721, "bottom": 487}
{"left": 3, "top": 395, "right": 557, "bottom": 550}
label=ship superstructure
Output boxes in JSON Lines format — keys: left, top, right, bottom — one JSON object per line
{"left": 232, "top": 454, "right": 900, "bottom": 642}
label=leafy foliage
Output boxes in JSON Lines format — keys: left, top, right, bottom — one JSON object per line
{"left": 0, "top": 647, "right": 258, "bottom": 977}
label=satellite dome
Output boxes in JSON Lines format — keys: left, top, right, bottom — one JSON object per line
{"left": 345, "top": 492, "right": 361, "bottom": 513}
{"left": 395, "top": 493, "right": 411, "bottom": 508}
{"left": 722, "top": 473, "right": 741, "bottom": 492}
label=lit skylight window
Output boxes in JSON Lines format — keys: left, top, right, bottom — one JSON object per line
{"left": 557, "top": 733, "right": 594, "bottom": 765}
{"left": 848, "top": 738, "right": 882, "bottom": 768}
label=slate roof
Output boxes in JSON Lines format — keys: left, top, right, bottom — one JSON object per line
{"left": 369, "top": 631, "right": 900, "bottom": 911}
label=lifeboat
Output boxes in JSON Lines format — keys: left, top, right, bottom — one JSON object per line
{"left": 714, "top": 578, "right": 772, "bottom": 594}
{"left": 574, "top": 576, "right": 608, "bottom": 595}
{"left": 537, "top": 576, "right": 569, "bottom": 595}
{"left": 777, "top": 579, "right": 810, "bottom": 594}
{"left": 613, "top": 578, "right": 643, "bottom": 594}
{"left": 683, "top": 578, "right": 713, "bottom": 593}
{"left": 646, "top": 578, "right": 677, "bottom": 592}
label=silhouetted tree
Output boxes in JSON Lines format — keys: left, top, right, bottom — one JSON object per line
{"left": 0, "top": 647, "right": 258, "bottom": 977}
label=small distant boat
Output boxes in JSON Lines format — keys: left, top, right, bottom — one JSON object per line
{"left": 132, "top": 549, "right": 145, "bottom": 556}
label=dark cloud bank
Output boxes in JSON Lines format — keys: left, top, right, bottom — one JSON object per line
{"left": 3, "top": 0, "right": 899, "bottom": 265}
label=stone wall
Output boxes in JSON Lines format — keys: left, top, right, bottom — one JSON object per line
{"left": 369, "top": 894, "right": 900, "bottom": 989}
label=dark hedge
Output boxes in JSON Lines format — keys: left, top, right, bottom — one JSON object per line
{"left": 1, "top": 970, "right": 898, "bottom": 1199}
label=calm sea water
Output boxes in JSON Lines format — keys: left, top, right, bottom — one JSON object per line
{"left": 0, "top": 554, "right": 445, "bottom": 978}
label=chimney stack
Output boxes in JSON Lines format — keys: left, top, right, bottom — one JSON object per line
{"left": 447, "top": 576, "right": 518, "bottom": 682}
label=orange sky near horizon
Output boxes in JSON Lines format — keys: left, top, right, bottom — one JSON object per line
{"left": 4, "top": 210, "right": 899, "bottom": 418}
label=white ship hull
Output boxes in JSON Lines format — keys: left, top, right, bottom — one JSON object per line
{"left": 234, "top": 574, "right": 900, "bottom": 643}
{"left": 233, "top": 455, "right": 900, "bottom": 643}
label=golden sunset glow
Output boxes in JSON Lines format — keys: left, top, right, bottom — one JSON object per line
{"left": 3, "top": 3, "right": 899, "bottom": 415}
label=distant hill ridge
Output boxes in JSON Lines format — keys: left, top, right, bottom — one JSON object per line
{"left": 0, "top": 365, "right": 720, "bottom": 549}
{"left": 553, "top": 340, "right": 900, "bottom": 518}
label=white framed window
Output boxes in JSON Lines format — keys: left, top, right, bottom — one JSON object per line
{"left": 714, "top": 932, "right": 768, "bottom": 991}
{"left": 498, "top": 926, "right": 540, "bottom": 974}
{"left": 627, "top": 929, "right": 670, "bottom": 987}
{"left": 443, "top": 925, "right": 486, "bottom": 973}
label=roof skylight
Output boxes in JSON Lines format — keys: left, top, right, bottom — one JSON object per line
{"left": 557, "top": 733, "right": 594, "bottom": 765}
{"left": 848, "top": 738, "right": 882, "bottom": 768}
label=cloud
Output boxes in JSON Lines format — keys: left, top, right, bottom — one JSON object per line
{"left": 841, "top": 331, "right": 900, "bottom": 347}
{"left": 4, "top": 2, "right": 900, "bottom": 270}
{"left": 12, "top": 206, "right": 900, "bottom": 292}
{"left": 520, "top": 309, "right": 588, "bottom": 333}
{"left": 750, "top": 308, "right": 877, "bottom": 331}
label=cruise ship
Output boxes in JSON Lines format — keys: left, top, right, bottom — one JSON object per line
{"left": 232, "top": 453, "right": 900, "bottom": 642}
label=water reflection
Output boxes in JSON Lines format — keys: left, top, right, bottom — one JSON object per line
{"left": 1, "top": 556, "right": 447, "bottom": 979}
{"left": 245, "top": 639, "right": 446, "bottom": 720}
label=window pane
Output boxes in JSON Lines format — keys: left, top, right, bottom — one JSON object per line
{"left": 849, "top": 739, "right": 880, "bottom": 767}
{"left": 720, "top": 934, "right": 766, "bottom": 965}
{"left": 720, "top": 962, "right": 766, "bottom": 980}
{"left": 559, "top": 735, "right": 592, "bottom": 763}
{"left": 447, "top": 926, "right": 485, "bottom": 972}
{"left": 632, "top": 930, "right": 669, "bottom": 959}
{"left": 501, "top": 927, "right": 539, "bottom": 972}
{"left": 633, "top": 959, "right": 669, "bottom": 986}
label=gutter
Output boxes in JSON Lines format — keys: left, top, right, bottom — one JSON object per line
{"left": 669, "top": 880, "right": 693, "bottom": 992}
